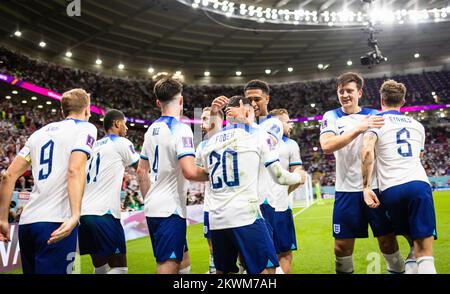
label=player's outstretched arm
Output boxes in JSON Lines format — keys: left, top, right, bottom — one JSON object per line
{"left": 0, "top": 156, "right": 30, "bottom": 242}
{"left": 320, "top": 116, "right": 385, "bottom": 154}
{"left": 179, "top": 156, "right": 209, "bottom": 182}
{"left": 137, "top": 158, "right": 151, "bottom": 199}
{"left": 361, "top": 132, "right": 380, "bottom": 209}
{"left": 48, "top": 151, "right": 87, "bottom": 244}
{"left": 288, "top": 166, "right": 306, "bottom": 194}
{"left": 266, "top": 160, "right": 303, "bottom": 186}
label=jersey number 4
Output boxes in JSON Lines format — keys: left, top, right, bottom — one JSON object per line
{"left": 209, "top": 149, "right": 240, "bottom": 189}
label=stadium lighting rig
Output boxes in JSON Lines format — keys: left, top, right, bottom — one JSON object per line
{"left": 360, "top": 0, "right": 387, "bottom": 68}
{"left": 178, "top": 0, "right": 450, "bottom": 26}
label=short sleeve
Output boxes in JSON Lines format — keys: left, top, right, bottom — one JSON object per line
{"left": 17, "top": 138, "right": 32, "bottom": 163}
{"left": 320, "top": 111, "right": 338, "bottom": 136}
{"left": 288, "top": 140, "right": 302, "bottom": 167}
{"left": 175, "top": 124, "right": 195, "bottom": 160}
{"left": 140, "top": 132, "right": 150, "bottom": 161}
{"left": 259, "top": 131, "right": 280, "bottom": 167}
{"left": 420, "top": 123, "right": 426, "bottom": 152}
{"left": 72, "top": 123, "right": 97, "bottom": 159}
{"left": 118, "top": 138, "right": 140, "bottom": 167}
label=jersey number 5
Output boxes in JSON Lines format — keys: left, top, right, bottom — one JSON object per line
{"left": 396, "top": 128, "right": 412, "bottom": 157}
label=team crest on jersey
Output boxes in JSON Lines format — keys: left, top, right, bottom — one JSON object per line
{"left": 86, "top": 135, "right": 95, "bottom": 148}
{"left": 321, "top": 119, "right": 328, "bottom": 130}
{"left": 333, "top": 224, "right": 340, "bottom": 234}
{"left": 182, "top": 137, "right": 193, "bottom": 148}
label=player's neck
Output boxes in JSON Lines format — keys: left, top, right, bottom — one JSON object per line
{"left": 65, "top": 114, "right": 86, "bottom": 121}
{"left": 258, "top": 109, "right": 269, "bottom": 117}
{"left": 106, "top": 130, "right": 120, "bottom": 137}
{"left": 161, "top": 109, "right": 180, "bottom": 120}
{"left": 341, "top": 105, "right": 361, "bottom": 115}
{"left": 382, "top": 106, "right": 401, "bottom": 112}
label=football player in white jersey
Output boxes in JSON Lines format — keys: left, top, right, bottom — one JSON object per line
{"left": 136, "top": 78, "right": 209, "bottom": 274}
{"left": 361, "top": 80, "right": 437, "bottom": 274}
{"left": 268, "top": 108, "right": 304, "bottom": 274}
{"left": 201, "top": 96, "right": 305, "bottom": 274}
{"left": 0, "top": 89, "right": 97, "bottom": 274}
{"left": 79, "top": 109, "right": 140, "bottom": 274}
{"left": 196, "top": 106, "right": 224, "bottom": 274}
{"left": 319, "top": 72, "right": 405, "bottom": 274}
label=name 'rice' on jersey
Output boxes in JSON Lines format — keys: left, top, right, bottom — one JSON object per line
{"left": 140, "top": 116, "right": 195, "bottom": 219}
{"left": 256, "top": 115, "right": 284, "bottom": 205}
{"left": 320, "top": 108, "right": 379, "bottom": 192}
{"left": 368, "top": 110, "right": 429, "bottom": 191}
{"left": 17, "top": 118, "right": 97, "bottom": 225}
{"left": 200, "top": 124, "right": 280, "bottom": 230}
{"left": 81, "top": 134, "right": 140, "bottom": 219}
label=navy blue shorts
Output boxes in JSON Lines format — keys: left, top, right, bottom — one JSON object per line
{"left": 333, "top": 190, "right": 394, "bottom": 239}
{"left": 204, "top": 211, "right": 211, "bottom": 239}
{"left": 381, "top": 181, "right": 437, "bottom": 240}
{"left": 78, "top": 214, "right": 126, "bottom": 257}
{"left": 19, "top": 222, "right": 78, "bottom": 274}
{"left": 261, "top": 204, "right": 296, "bottom": 253}
{"left": 211, "top": 218, "right": 279, "bottom": 274}
{"left": 146, "top": 214, "right": 187, "bottom": 263}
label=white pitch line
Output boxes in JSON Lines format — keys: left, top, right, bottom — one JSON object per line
{"left": 293, "top": 200, "right": 316, "bottom": 218}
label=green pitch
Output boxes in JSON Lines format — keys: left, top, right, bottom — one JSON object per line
{"left": 6, "top": 191, "right": 450, "bottom": 274}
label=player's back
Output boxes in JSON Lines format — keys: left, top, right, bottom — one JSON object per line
{"left": 82, "top": 134, "right": 140, "bottom": 218}
{"left": 372, "top": 110, "right": 428, "bottom": 191}
{"left": 141, "top": 116, "right": 195, "bottom": 218}
{"left": 18, "top": 118, "right": 97, "bottom": 225}
{"left": 201, "top": 124, "right": 277, "bottom": 230}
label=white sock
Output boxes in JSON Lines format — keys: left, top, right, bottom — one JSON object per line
{"left": 94, "top": 264, "right": 110, "bottom": 274}
{"left": 405, "top": 247, "right": 418, "bottom": 274}
{"left": 275, "top": 267, "right": 285, "bottom": 274}
{"left": 237, "top": 260, "right": 247, "bottom": 274}
{"left": 209, "top": 255, "right": 216, "bottom": 274}
{"left": 179, "top": 265, "right": 191, "bottom": 274}
{"left": 417, "top": 256, "right": 437, "bottom": 274}
{"left": 107, "top": 267, "right": 128, "bottom": 274}
{"left": 335, "top": 255, "right": 354, "bottom": 274}
{"left": 383, "top": 250, "right": 405, "bottom": 273}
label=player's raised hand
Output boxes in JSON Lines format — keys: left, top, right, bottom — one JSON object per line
{"left": 211, "top": 96, "right": 229, "bottom": 115}
{"left": 0, "top": 220, "right": 10, "bottom": 242}
{"left": 47, "top": 216, "right": 79, "bottom": 245}
{"left": 363, "top": 188, "right": 380, "bottom": 209}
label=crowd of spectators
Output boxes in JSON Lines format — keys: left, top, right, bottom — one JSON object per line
{"left": 1, "top": 47, "right": 449, "bottom": 122}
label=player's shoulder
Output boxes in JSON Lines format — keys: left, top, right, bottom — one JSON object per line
{"left": 285, "top": 137, "right": 299, "bottom": 147}
{"left": 359, "top": 108, "right": 379, "bottom": 115}
{"left": 322, "top": 108, "right": 340, "bottom": 118}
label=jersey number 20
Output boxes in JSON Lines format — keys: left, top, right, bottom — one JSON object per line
{"left": 209, "top": 149, "right": 240, "bottom": 189}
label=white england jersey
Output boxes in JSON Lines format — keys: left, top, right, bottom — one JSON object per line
{"left": 368, "top": 110, "right": 429, "bottom": 191}
{"left": 195, "top": 140, "right": 212, "bottom": 212}
{"left": 271, "top": 137, "right": 303, "bottom": 211}
{"left": 81, "top": 135, "right": 140, "bottom": 219}
{"left": 17, "top": 118, "right": 97, "bottom": 225}
{"left": 320, "top": 108, "right": 379, "bottom": 192}
{"left": 141, "top": 116, "right": 195, "bottom": 218}
{"left": 257, "top": 115, "right": 284, "bottom": 205}
{"left": 200, "top": 124, "right": 280, "bottom": 230}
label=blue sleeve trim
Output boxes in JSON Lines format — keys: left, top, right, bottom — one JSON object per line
{"left": 264, "top": 159, "right": 280, "bottom": 167}
{"left": 320, "top": 130, "right": 337, "bottom": 136}
{"left": 71, "top": 149, "right": 91, "bottom": 159}
{"left": 177, "top": 153, "right": 195, "bottom": 160}
{"left": 289, "top": 162, "right": 303, "bottom": 167}
{"left": 140, "top": 154, "right": 149, "bottom": 160}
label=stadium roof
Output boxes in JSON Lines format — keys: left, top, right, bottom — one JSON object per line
{"left": 1, "top": 0, "right": 450, "bottom": 80}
